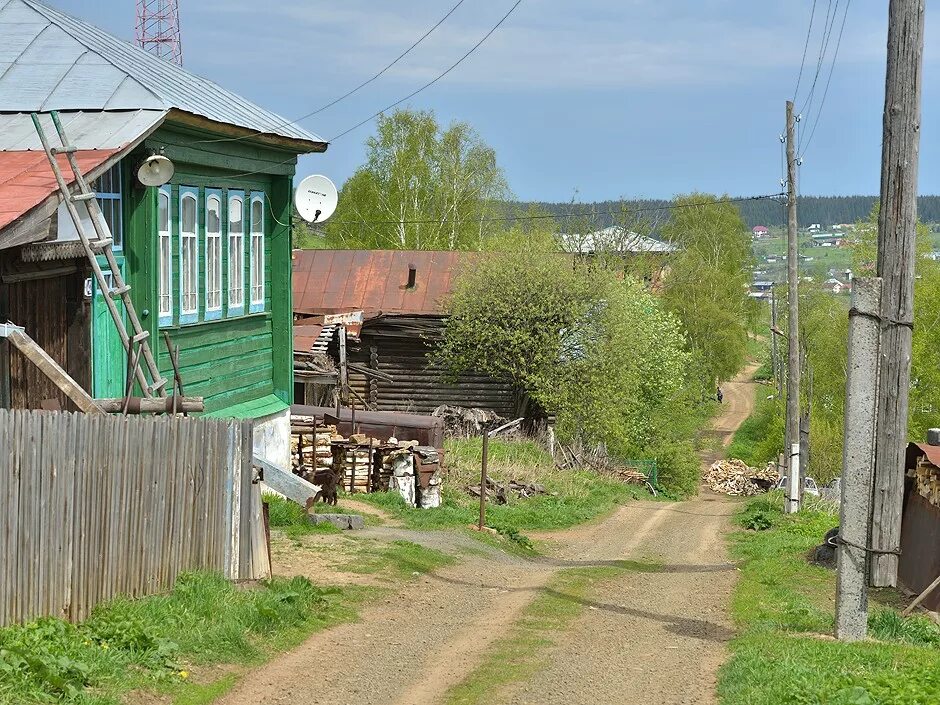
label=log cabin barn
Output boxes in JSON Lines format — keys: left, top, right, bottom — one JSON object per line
{"left": 292, "top": 250, "right": 517, "bottom": 417}
{"left": 0, "top": 0, "right": 326, "bottom": 465}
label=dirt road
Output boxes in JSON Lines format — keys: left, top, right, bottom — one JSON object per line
{"left": 217, "top": 368, "right": 756, "bottom": 705}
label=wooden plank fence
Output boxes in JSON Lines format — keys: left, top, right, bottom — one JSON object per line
{"left": 0, "top": 409, "right": 269, "bottom": 627}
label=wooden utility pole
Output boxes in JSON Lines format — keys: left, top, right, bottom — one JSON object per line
{"left": 871, "top": 0, "right": 925, "bottom": 587}
{"left": 836, "top": 278, "right": 882, "bottom": 641}
{"left": 785, "top": 100, "right": 801, "bottom": 508}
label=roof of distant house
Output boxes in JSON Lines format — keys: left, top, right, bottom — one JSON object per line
{"left": 752, "top": 225, "right": 769, "bottom": 232}
{"left": 558, "top": 226, "right": 677, "bottom": 254}
{"left": 0, "top": 0, "right": 325, "bottom": 149}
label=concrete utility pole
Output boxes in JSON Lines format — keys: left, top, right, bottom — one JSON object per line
{"left": 785, "top": 100, "right": 801, "bottom": 509}
{"left": 871, "top": 0, "right": 925, "bottom": 587}
{"left": 836, "top": 278, "right": 882, "bottom": 641}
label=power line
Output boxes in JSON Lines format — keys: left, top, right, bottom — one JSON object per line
{"left": 194, "top": 0, "right": 469, "bottom": 145}
{"left": 324, "top": 193, "right": 786, "bottom": 227}
{"left": 793, "top": 0, "right": 819, "bottom": 102}
{"left": 327, "top": 0, "right": 524, "bottom": 143}
{"left": 799, "top": 0, "right": 851, "bottom": 157}
{"left": 225, "top": 0, "right": 524, "bottom": 180}
{"left": 799, "top": 0, "right": 839, "bottom": 120}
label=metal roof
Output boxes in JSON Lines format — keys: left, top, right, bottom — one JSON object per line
{"left": 0, "top": 110, "right": 165, "bottom": 150}
{"left": 0, "top": 0, "right": 324, "bottom": 149}
{"left": 0, "top": 148, "right": 115, "bottom": 230}
{"left": 559, "top": 226, "right": 678, "bottom": 254}
{"left": 292, "top": 250, "right": 469, "bottom": 317}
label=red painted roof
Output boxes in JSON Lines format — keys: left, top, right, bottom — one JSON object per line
{"left": 0, "top": 150, "right": 116, "bottom": 231}
{"left": 292, "top": 249, "right": 472, "bottom": 317}
{"left": 910, "top": 442, "right": 940, "bottom": 469}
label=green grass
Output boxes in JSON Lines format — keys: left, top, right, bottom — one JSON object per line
{"left": 719, "top": 493, "right": 940, "bottom": 705}
{"left": 444, "top": 566, "right": 625, "bottom": 705}
{"left": 0, "top": 572, "right": 358, "bottom": 705}
{"left": 727, "top": 392, "right": 784, "bottom": 467}
{"left": 354, "top": 438, "right": 648, "bottom": 542}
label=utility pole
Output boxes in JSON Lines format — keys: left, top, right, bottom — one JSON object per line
{"left": 785, "top": 100, "right": 801, "bottom": 510}
{"left": 871, "top": 0, "right": 925, "bottom": 587}
{"left": 836, "top": 278, "right": 882, "bottom": 641}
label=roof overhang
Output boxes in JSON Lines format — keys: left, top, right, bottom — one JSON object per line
{"left": 167, "top": 109, "right": 328, "bottom": 154}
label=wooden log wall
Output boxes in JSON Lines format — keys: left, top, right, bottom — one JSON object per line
{"left": 0, "top": 410, "right": 267, "bottom": 627}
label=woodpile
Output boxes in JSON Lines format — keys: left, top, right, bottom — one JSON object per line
{"left": 704, "top": 459, "right": 778, "bottom": 496}
{"left": 334, "top": 436, "right": 373, "bottom": 493}
{"left": 466, "top": 478, "right": 553, "bottom": 505}
{"left": 909, "top": 455, "right": 940, "bottom": 508}
{"left": 290, "top": 424, "right": 341, "bottom": 481}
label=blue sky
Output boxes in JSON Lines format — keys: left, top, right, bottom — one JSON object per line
{"left": 46, "top": 0, "right": 940, "bottom": 201}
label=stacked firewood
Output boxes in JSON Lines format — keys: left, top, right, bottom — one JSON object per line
{"left": 335, "top": 434, "right": 374, "bottom": 493}
{"left": 909, "top": 455, "right": 940, "bottom": 507}
{"left": 704, "top": 459, "right": 778, "bottom": 496}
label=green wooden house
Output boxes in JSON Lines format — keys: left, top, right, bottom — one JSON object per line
{"left": 0, "top": 0, "right": 326, "bottom": 465}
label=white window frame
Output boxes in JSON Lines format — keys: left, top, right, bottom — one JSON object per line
{"left": 93, "top": 163, "right": 123, "bottom": 249}
{"left": 228, "top": 192, "right": 245, "bottom": 315}
{"left": 157, "top": 187, "right": 172, "bottom": 326}
{"left": 249, "top": 194, "right": 265, "bottom": 313}
{"left": 205, "top": 190, "right": 223, "bottom": 320}
{"left": 179, "top": 188, "right": 199, "bottom": 324}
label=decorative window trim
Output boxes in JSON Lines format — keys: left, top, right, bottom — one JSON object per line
{"left": 93, "top": 163, "right": 123, "bottom": 249}
{"left": 179, "top": 187, "right": 199, "bottom": 325}
{"left": 205, "top": 189, "right": 223, "bottom": 321}
{"left": 249, "top": 193, "right": 265, "bottom": 314}
{"left": 228, "top": 191, "right": 245, "bottom": 316}
{"left": 157, "top": 186, "right": 173, "bottom": 327}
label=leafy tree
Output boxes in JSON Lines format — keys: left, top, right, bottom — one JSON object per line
{"left": 660, "top": 194, "right": 756, "bottom": 383}
{"left": 324, "top": 109, "right": 508, "bottom": 250}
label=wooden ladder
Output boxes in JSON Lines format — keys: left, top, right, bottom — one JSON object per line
{"left": 31, "top": 111, "right": 167, "bottom": 398}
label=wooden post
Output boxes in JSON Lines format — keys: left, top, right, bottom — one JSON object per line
{"left": 785, "top": 100, "right": 801, "bottom": 502}
{"left": 836, "top": 277, "right": 882, "bottom": 641}
{"left": 478, "top": 432, "right": 490, "bottom": 530}
{"left": 871, "top": 0, "right": 925, "bottom": 587}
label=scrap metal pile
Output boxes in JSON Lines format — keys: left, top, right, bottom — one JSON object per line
{"left": 704, "top": 459, "right": 778, "bottom": 496}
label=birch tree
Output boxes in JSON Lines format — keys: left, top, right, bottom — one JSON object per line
{"left": 325, "top": 109, "right": 508, "bottom": 250}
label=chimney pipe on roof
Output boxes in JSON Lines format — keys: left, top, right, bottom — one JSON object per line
{"left": 406, "top": 263, "right": 417, "bottom": 289}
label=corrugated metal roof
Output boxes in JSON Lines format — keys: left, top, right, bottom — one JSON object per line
{"left": 292, "top": 250, "right": 470, "bottom": 317}
{"left": 910, "top": 442, "right": 940, "bottom": 470}
{"left": 0, "top": 148, "right": 116, "bottom": 230}
{"left": 0, "top": 110, "right": 165, "bottom": 150}
{"left": 0, "top": 0, "right": 324, "bottom": 149}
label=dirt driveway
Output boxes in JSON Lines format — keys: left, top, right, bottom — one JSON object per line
{"left": 216, "top": 368, "right": 756, "bottom": 705}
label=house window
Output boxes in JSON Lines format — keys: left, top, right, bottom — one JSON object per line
{"left": 205, "top": 193, "right": 222, "bottom": 319}
{"left": 249, "top": 195, "right": 264, "bottom": 313}
{"left": 228, "top": 194, "right": 245, "bottom": 314}
{"left": 180, "top": 189, "right": 198, "bottom": 323}
{"left": 157, "top": 188, "right": 172, "bottom": 325}
{"left": 92, "top": 163, "right": 122, "bottom": 248}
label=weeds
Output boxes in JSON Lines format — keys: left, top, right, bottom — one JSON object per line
{"left": 0, "top": 572, "right": 350, "bottom": 704}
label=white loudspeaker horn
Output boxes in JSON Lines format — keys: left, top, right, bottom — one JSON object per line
{"left": 294, "top": 175, "right": 338, "bottom": 223}
{"left": 137, "top": 155, "right": 175, "bottom": 187}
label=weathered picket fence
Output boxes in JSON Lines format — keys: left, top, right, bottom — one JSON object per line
{"left": 0, "top": 409, "right": 269, "bottom": 627}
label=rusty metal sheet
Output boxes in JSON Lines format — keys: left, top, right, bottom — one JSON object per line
{"left": 291, "top": 403, "right": 444, "bottom": 448}
{"left": 899, "top": 489, "right": 940, "bottom": 611}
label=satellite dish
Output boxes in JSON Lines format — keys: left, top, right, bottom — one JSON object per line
{"left": 137, "top": 155, "right": 174, "bottom": 187}
{"left": 295, "top": 175, "right": 338, "bottom": 223}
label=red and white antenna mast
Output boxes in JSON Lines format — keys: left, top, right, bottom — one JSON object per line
{"left": 135, "top": 0, "right": 182, "bottom": 66}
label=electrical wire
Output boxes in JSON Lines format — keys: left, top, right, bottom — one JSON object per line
{"left": 792, "top": 0, "right": 818, "bottom": 102}
{"left": 799, "top": 0, "right": 851, "bottom": 158}
{"left": 223, "top": 0, "right": 524, "bottom": 179}
{"left": 327, "top": 0, "right": 524, "bottom": 143}
{"left": 798, "top": 0, "right": 839, "bottom": 121}
{"left": 194, "top": 0, "right": 469, "bottom": 145}
{"left": 324, "top": 193, "right": 786, "bottom": 227}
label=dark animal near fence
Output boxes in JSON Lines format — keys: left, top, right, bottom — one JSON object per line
{"left": 312, "top": 468, "right": 340, "bottom": 505}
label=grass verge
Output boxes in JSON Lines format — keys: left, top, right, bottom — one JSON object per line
{"left": 0, "top": 571, "right": 360, "bottom": 705}
{"left": 727, "top": 392, "right": 784, "bottom": 468}
{"left": 444, "top": 566, "right": 625, "bottom": 705}
{"left": 719, "top": 492, "right": 940, "bottom": 705}
{"left": 354, "top": 438, "right": 650, "bottom": 541}
{"left": 340, "top": 540, "right": 456, "bottom": 579}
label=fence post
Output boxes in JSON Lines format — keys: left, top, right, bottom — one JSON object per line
{"left": 836, "top": 277, "right": 882, "bottom": 641}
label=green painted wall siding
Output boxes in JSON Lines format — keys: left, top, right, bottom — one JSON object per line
{"left": 119, "top": 122, "right": 298, "bottom": 418}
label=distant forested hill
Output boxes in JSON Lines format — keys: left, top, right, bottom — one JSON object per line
{"left": 516, "top": 196, "right": 940, "bottom": 230}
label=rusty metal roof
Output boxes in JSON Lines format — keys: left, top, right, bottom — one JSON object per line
{"left": 910, "top": 442, "right": 940, "bottom": 469}
{"left": 0, "top": 149, "right": 115, "bottom": 230}
{"left": 292, "top": 249, "right": 471, "bottom": 317}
